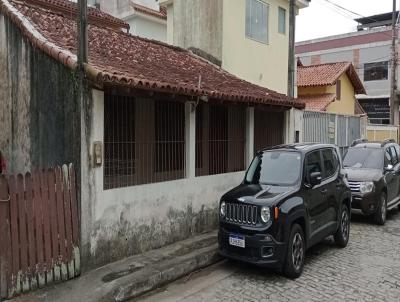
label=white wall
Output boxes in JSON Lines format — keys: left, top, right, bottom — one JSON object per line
{"left": 81, "top": 90, "right": 245, "bottom": 268}
{"left": 97, "top": 0, "right": 167, "bottom": 42}
{"left": 128, "top": 16, "right": 167, "bottom": 42}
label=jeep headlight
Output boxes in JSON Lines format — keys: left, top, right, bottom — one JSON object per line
{"left": 220, "top": 201, "right": 226, "bottom": 217}
{"left": 359, "top": 182, "right": 374, "bottom": 194}
{"left": 260, "top": 206, "right": 271, "bottom": 223}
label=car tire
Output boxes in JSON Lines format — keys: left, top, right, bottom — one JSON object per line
{"left": 374, "top": 192, "right": 387, "bottom": 225}
{"left": 283, "top": 223, "right": 305, "bottom": 279}
{"left": 334, "top": 204, "right": 350, "bottom": 248}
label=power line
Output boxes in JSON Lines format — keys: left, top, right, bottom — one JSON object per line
{"left": 317, "top": 0, "right": 397, "bottom": 41}
{"left": 316, "top": 0, "right": 356, "bottom": 21}
{"left": 322, "top": 0, "right": 364, "bottom": 18}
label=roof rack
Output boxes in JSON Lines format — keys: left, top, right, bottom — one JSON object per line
{"left": 351, "top": 139, "right": 368, "bottom": 147}
{"left": 381, "top": 139, "right": 396, "bottom": 147}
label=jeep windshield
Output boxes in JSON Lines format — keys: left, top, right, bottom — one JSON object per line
{"left": 343, "top": 148, "right": 383, "bottom": 169}
{"left": 244, "top": 151, "right": 302, "bottom": 186}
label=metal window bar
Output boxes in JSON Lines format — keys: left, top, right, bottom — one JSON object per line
{"left": 195, "top": 104, "right": 246, "bottom": 177}
{"left": 254, "top": 108, "right": 285, "bottom": 154}
{"left": 104, "top": 94, "right": 185, "bottom": 190}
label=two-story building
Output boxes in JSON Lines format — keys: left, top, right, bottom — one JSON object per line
{"left": 296, "top": 11, "right": 398, "bottom": 124}
{"left": 161, "top": 0, "right": 310, "bottom": 95}
{"left": 297, "top": 61, "right": 366, "bottom": 115}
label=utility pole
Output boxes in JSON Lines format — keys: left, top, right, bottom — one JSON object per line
{"left": 390, "top": 0, "right": 398, "bottom": 125}
{"left": 287, "top": 0, "right": 296, "bottom": 98}
{"left": 78, "top": 0, "right": 88, "bottom": 69}
{"left": 77, "top": 0, "right": 88, "bottom": 260}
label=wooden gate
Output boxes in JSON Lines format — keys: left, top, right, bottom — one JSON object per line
{"left": 0, "top": 164, "right": 80, "bottom": 299}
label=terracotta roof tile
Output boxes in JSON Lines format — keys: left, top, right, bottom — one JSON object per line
{"left": 299, "top": 93, "right": 336, "bottom": 111}
{"left": 25, "top": 0, "right": 130, "bottom": 30}
{"left": 297, "top": 62, "right": 366, "bottom": 94}
{"left": 0, "top": 0, "right": 304, "bottom": 109}
{"left": 131, "top": 3, "right": 167, "bottom": 20}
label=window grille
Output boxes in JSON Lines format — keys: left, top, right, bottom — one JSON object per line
{"left": 254, "top": 109, "right": 284, "bottom": 154}
{"left": 104, "top": 94, "right": 185, "bottom": 189}
{"left": 196, "top": 104, "right": 246, "bottom": 176}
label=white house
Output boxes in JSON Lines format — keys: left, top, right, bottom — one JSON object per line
{"left": 94, "top": 0, "right": 167, "bottom": 42}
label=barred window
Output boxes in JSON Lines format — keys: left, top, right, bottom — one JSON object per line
{"left": 196, "top": 104, "right": 246, "bottom": 176}
{"left": 104, "top": 94, "right": 185, "bottom": 190}
{"left": 254, "top": 109, "right": 284, "bottom": 154}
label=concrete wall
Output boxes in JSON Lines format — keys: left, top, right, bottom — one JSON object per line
{"left": 81, "top": 90, "right": 245, "bottom": 268}
{"left": 359, "top": 44, "right": 391, "bottom": 96}
{"left": 222, "top": 0, "right": 290, "bottom": 94}
{"left": 97, "top": 0, "right": 167, "bottom": 42}
{"left": 285, "top": 108, "right": 304, "bottom": 144}
{"left": 0, "top": 13, "right": 80, "bottom": 174}
{"left": 367, "top": 125, "right": 399, "bottom": 142}
{"left": 169, "top": 0, "right": 223, "bottom": 63}
{"left": 98, "top": 0, "right": 159, "bottom": 17}
{"left": 128, "top": 15, "right": 167, "bottom": 42}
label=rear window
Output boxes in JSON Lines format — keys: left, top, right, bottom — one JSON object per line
{"left": 343, "top": 148, "right": 383, "bottom": 169}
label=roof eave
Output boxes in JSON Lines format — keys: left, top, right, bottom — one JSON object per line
{"left": 84, "top": 65, "right": 305, "bottom": 109}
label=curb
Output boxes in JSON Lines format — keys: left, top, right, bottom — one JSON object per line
{"left": 112, "top": 244, "right": 220, "bottom": 301}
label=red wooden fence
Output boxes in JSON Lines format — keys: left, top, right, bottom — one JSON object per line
{"left": 0, "top": 164, "right": 80, "bottom": 299}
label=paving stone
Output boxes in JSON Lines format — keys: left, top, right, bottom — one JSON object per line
{"left": 173, "top": 210, "right": 400, "bottom": 302}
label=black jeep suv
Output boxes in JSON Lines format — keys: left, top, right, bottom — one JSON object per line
{"left": 218, "top": 143, "right": 351, "bottom": 278}
{"left": 343, "top": 139, "right": 400, "bottom": 225}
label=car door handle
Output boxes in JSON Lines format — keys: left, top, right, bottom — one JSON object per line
{"left": 321, "top": 189, "right": 328, "bottom": 195}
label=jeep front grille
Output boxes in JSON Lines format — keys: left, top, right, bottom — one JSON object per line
{"left": 225, "top": 203, "right": 258, "bottom": 225}
{"left": 348, "top": 181, "right": 361, "bottom": 193}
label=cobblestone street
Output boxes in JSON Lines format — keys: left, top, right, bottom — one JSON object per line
{"left": 137, "top": 210, "right": 400, "bottom": 302}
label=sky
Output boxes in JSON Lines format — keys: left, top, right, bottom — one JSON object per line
{"left": 296, "top": 0, "right": 395, "bottom": 42}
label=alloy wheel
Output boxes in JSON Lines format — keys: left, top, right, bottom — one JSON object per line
{"left": 292, "top": 233, "right": 304, "bottom": 271}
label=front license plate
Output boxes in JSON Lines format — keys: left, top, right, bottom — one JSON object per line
{"left": 229, "top": 234, "right": 245, "bottom": 248}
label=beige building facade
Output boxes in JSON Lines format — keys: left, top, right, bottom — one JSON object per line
{"left": 160, "top": 0, "right": 309, "bottom": 95}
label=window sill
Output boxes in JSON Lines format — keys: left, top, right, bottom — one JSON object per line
{"left": 245, "top": 36, "right": 269, "bottom": 45}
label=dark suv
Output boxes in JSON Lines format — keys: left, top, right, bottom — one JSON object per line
{"left": 218, "top": 143, "right": 351, "bottom": 279}
{"left": 343, "top": 139, "right": 400, "bottom": 225}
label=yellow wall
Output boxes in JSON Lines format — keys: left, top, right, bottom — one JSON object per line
{"left": 298, "top": 73, "right": 356, "bottom": 115}
{"left": 367, "top": 130, "right": 398, "bottom": 142}
{"left": 222, "top": 0, "right": 290, "bottom": 94}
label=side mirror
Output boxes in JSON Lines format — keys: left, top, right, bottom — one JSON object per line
{"left": 309, "top": 172, "right": 322, "bottom": 187}
{"left": 385, "top": 164, "right": 394, "bottom": 172}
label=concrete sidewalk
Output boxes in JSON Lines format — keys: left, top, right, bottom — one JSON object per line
{"left": 11, "top": 231, "right": 220, "bottom": 302}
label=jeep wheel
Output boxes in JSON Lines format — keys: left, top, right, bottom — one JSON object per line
{"left": 283, "top": 224, "right": 305, "bottom": 279}
{"left": 374, "top": 192, "right": 387, "bottom": 225}
{"left": 334, "top": 205, "right": 350, "bottom": 248}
